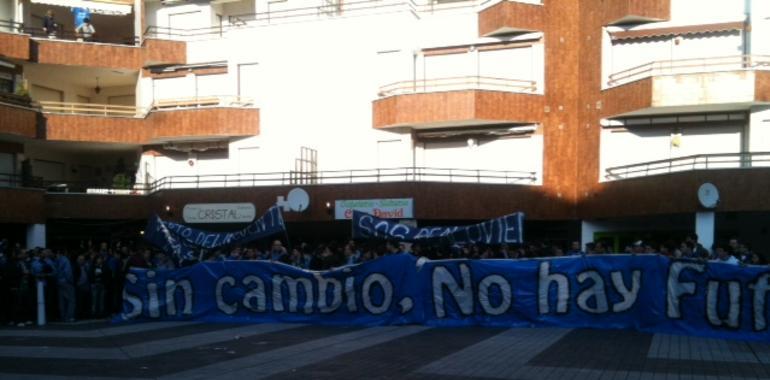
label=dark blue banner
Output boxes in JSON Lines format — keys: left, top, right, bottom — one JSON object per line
{"left": 120, "top": 254, "right": 770, "bottom": 341}
{"left": 144, "top": 206, "right": 285, "bottom": 262}
{"left": 352, "top": 211, "right": 524, "bottom": 244}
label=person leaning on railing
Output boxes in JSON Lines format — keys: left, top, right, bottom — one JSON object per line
{"left": 43, "top": 10, "right": 58, "bottom": 37}
{"left": 75, "top": 18, "right": 95, "bottom": 42}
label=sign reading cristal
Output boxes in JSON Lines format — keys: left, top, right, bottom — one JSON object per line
{"left": 182, "top": 203, "right": 256, "bottom": 224}
{"left": 335, "top": 198, "right": 414, "bottom": 220}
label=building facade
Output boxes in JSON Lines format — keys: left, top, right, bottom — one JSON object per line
{"left": 0, "top": 0, "right": 768, "bottom": 252}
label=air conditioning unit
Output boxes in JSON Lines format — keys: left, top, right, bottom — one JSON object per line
{"left": 160, "top": 0, "right": 189, "bottom": 5}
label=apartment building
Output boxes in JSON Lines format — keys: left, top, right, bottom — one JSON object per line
{"left": 0, "top": 0, "right": 768, "bottom": 252}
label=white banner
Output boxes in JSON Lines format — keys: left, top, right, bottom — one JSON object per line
{"left": 183, "top": 203, "right": 256, "bottom": 224}
{"left": 335, "top": 198, "right": 414, "bottom": 220}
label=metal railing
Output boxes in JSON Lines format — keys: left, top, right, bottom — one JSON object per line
{"left": 0, "top": 92, "right": 35, "bottom": 108}
{"left": 29, "top": 28, "right": 139, "bottom": 46}
{"left": 148, "top": 167, "right": 538, "bottom": 192}
{"left": 605, "top": 152, "right": 770, "bottom": 181}
{"left": 0, "top": 173, "right": 136, "bottom": 194}
{"left": 230, "top": 0, "right": 417, "bottom": 26}
{"left": 0, "top": 167, "right": 538, "bottom": 195}
{"left": 378, "top": 76, "right": 538, "bottom": 97}
{"left": 33, "top": 96, "right": 255, "bottom": 118}
{"left": 153, "top": 96, "right": 256, "bottom": 110}
{"left": 0, "top": 173, "right": 22, "bottom": 188}
{"left": 607, "top": 55, "right": 770, "bottom": 87}
{"left": 0, "top": 19, "right": 24, "bottom": 34}
{"left": 143, "top": 25, "right": 230, "bottom": 40}
{"left": 37, "top": 101, "right": 147, "bottom": 118}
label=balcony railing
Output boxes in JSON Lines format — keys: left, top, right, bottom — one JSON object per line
{"left": 33, "top": 96, "right": 256, "bottom": 118}
{"left": 378, "top": 76, "right": 538, "bottom": 97}
{"left": 153, "top": 96, "right": 256, "bottom": 110}
{"left": 0, "top": 167, "right": 539, "bottom": 195}
{"left": 0, "top": 173, "right": 127, "bottom": 194}
{"left": 0, "top": 19, "right": 24, "bottom": 34}
{"left": 607, "top": 55, "right": 770, "bottom": 87}
{"left": 148, "top": 167, "right": 538, "bottom": 192}
{"left": 143, "top": 25, "right": 230, "bottom": 41}
{"left": 38, "top": 101, "right": 147, "bottom": 118}
{"left": 605, "top": 152, "right": 770, "bottom": 181}
{"left": 0, "top": 93, "right": 35, "bottom": 108}
{"left": 143, "top": 0, "right": 504, "bottom": 41}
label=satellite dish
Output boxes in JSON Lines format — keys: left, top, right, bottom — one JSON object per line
{"left": 697, "top": 183, "right": 719, "bottom": 209}
{"left": 286, "top": 188, "right": 309, "bottom": 212}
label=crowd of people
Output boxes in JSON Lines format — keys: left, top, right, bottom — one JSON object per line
{"left": 0, "top": 233, "right": 765, "bottom": 327}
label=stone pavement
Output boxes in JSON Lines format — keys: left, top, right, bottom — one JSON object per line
{"left": 0, "top": 321, "right": 768, "bottom": 379}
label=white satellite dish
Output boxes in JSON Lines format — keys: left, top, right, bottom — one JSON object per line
{"left": 697, "top": 183, "right": 719, "bottom": 209}
{"left": 286, "top": 188, "right": 310, "bottom": 212}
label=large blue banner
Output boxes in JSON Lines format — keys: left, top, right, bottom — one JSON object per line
{"left": 352, "top": 211, "right": 524, "bottom": 244}
{"left": 121, "top": 253, "right": 422, "bottom": 325}
{"left": 121, "top": 254, "right": 770, "bottom": 341}
{"left": 144, "top": 206, "right": 285, "bottom": 262}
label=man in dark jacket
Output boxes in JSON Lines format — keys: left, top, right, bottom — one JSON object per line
{"left": 90, "top": 256, "right": 110, "bottom": 317}
{"left": 43, "top": 10, "right": 58, "bottom": 37}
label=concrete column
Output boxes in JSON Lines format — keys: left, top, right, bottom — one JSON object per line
{"left": 135, "top": 0, "right": 143, "bottom": 43}
{"left": 695, "top": 212, "right": 715, "bottom": 252}
{"left": 26, "top": 223, "right": 46, "bottom": 249}
{"left": 581, "top": 220, "right": 601, "bottom": 250}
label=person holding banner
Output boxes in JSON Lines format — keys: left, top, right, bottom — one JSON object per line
{"left": 269, "top": 240, "right": 288, "bottom": 262}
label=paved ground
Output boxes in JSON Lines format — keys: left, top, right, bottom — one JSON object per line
{"left": 0, "top": 321, "right": 769, "bottom": 379}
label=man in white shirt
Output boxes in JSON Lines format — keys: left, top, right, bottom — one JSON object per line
{"left": 75, "top": 18, "right": 95, "bottom": 42}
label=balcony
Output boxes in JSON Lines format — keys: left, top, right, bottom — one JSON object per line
{"left": 38, "top": 96, "right": 259, "bottom": 144}
{"left": 0, "top": 21, "right": 30, "bottom": 60}
{"left": 478, "top": 1, "right": 544, "bottom": 37}
{"left": 31, "top": 33, "right": 186, "bottom": 70}
{"left": 373, "top": 76, "right": 543, "bottom": 129}
{"left": 602, "top": 0, "right": 670, "bottom": 26}
{"left": 139, "top": 0, "right": 492, "bottom": 43}
{"left": 227, "top": 0, "right": 488, "bottom": 28}
{"left": 602, "top": 55, "right": 770, "bottom": 118}
{"left": 0, "top": 95, "right": 40, "bottom": 139}
{"left": 0, "top": 185, "right": 45, "bottom": 224}
{"left": 1, "top": 164, "right": 565, "bottom": 222}
{"left": 605, "top": 152, "right": 770, "bottom": 181}
{"left": 0, "top": 19, "right": 185, "bottom": 70}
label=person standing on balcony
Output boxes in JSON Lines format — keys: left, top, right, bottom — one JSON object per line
{"left": 42, "top": 10, "right": 58, "bottom": 37}
{"left": 75, "top": 18, "right": 95, "bottom": 42}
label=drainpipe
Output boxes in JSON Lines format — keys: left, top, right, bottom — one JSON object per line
{"left": 744, "top": 0, "right": 752, "bottom": 62}
{"left": 744, "top": 0, "right": 753, "bottom": 167}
